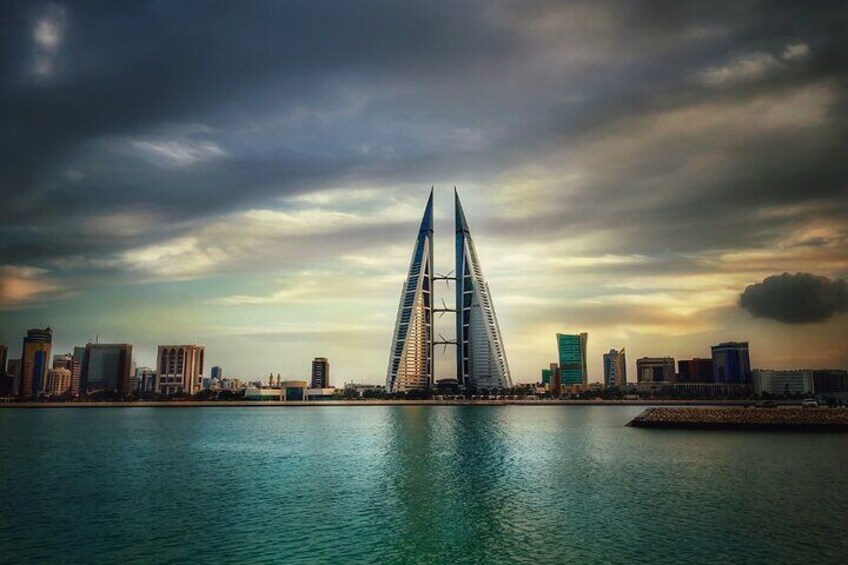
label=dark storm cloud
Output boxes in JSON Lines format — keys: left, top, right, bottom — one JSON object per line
{"left": 1, "top": 0, "right": 847, "bottom": 277}
{"left": 740, "top": 273, "right": 848, "bottom": 324}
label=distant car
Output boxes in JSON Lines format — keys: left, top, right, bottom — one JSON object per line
{"left": 756, "top": 400, "right": 777, "bottom": 408}
{"left": 801, "top": 398, "right": 818, "bottom": 408}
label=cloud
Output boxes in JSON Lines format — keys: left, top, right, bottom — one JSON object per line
{"left": 782, "top": 43, "right": 810, "bottom": 61}
{"left": 30, "top": 3, "right": 66, "bottom": 76}
{"left": 740, "top": 272, "right": 848, "bottom": 324}
{"left": 0, "top": 266, "right": 66, "bottom": 308}
{"left": 698, "top": 52, "right": 782, "bottom": 85}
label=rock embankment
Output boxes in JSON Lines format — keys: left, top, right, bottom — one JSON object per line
{"left": 628, "top": 407, "right": 848, "bottom": 431}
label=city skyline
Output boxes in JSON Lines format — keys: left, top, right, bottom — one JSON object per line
{"left": 1, "top": 2, "right": 847, "bottom": 381}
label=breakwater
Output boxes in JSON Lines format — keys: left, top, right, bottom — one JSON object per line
{"left": 628, "top": 407, "right": 848, "bottom": 431}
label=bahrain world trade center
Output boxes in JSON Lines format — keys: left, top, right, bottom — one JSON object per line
{"left": 386, "top": 188, "right": 512, "bottom": 392}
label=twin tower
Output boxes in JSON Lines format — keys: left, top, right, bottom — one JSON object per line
{"left": 386, "top": 189, "right": 512, "bottom": 392}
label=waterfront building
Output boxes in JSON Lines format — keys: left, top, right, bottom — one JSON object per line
{"left": 245, "top": 385, "right": 282, "bottom": 401}
{"left": 306, "top": 388, "right": 336, "bottom": 401}
{"left": 678, "top": 358, "right": 713, "bottom": 383}
{"left": 636, "top": 357, "right": 676, "bottom": 384}
{"left": 81, "top": 343, "right": 134, "bottom": 396}
{"left": 752, "top": 369, "right": 814, "bottom": 396}
{"left": 386, "top": 188, "right": 512, "bottom": 392}
{"left": 19, "top": 328, "right": 53, "bottom": 396}
{"left": 280, "top": 380, "right": 308, "bottom": 401}
{"left": 711, "top": 342, "right": 751, "bottom": 384}
{"left": 386, "top": 190, "right": 434, "bottom": 392}
{"left": 156, "top": 345, "right": 205, "bottom": 396}
{"left": 0, "top": 345, "right": 6, "bottom": 377}
{"left": 455, "top": 189, "right": 512, "bottom": 391}
{"left": 812, "top": 369, "right": 848, "bottom": 397}
{"left": 53, "top": 353, "right": 81, "bottom": 397}
{"left": 211, "top": 366, "right": 223, "bottom": 380}
{"left": 311, "top": 357, "right": 330, "bottom": 388}
{"left": 135, "top": 367, "right": 157, "bottom": 393}
{"left": 72, "top": 347, "right": 85, "bottom": 396}
{"left": 557, "top": 333, "right": 588, "bottom": 387}
{"left": 603, "top": 348, "right": 627, "bottom": 388}
{"left": 7, "top": 358, "right": 22, "bottom": 395}
{"left": 46, "top": 368, "right": 72, "bottom": 395}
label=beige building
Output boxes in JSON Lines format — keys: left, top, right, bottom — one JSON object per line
{"left": 156, "top": 345, "right": 205, "bottom": 396}
{"left": 46, "top": 368, "right": 72, "bottom": 395}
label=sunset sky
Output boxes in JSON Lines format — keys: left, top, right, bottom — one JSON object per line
{"left": 1, "top": 1, "right": 846, "bottom": 383}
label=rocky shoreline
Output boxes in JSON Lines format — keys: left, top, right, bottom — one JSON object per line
{"left": 628, "top": 407, "right": 848, "bottom": 431}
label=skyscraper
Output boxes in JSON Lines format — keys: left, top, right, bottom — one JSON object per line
{"left": 19, "top": 328, "right": 52, "bottom": 396}
{"left": 386, "top": 190, "right": 434, "bottom": 392}
{"left": 81, "top": 343, "right": 134, "bottom": 396}
{"left": 156, "top": 345, "right": 205, "bottom": 396}
{"left": 211, "top": 366, "right": 223, "bottom": 380}
{"left": 557, "top": 333, "right": 588, "bottom": 387}
{"left": 0, "top": 345, "right": 7, "bottom": 377}
{"left": 311, "top": 357, "right": 330, "bottom": 388}
{"left": 386, "top": 188, "right": 512, "bottom": 392}
{"left": 603, "top": 348, "right": 627, "bottom": 388}
{"left": 455, "top": 190, "right": 512, "bottom": 390}
{"left": 711, "top": 342, "right": 751, "bottom": 384}
{"left": 72, "top": 346, "right": 86, "bottom": 396}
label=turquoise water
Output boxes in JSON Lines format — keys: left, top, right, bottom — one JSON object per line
{"left": 1, "top": 406, "right": 847, "bottom": 564}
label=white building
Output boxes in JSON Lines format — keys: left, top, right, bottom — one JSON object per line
{"left": 753, "top": 369, "right": 814, "bottom": 396}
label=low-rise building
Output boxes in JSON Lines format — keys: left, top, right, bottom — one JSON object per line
{"left": 46, "top": 368, "right": 72, "bottom": 395}
{"left": 306, "top": 387, "right": 336, "bottom": 401}
{"left": 280, "top": 380, "right": 307, "bottom": 401}
{"left": 636, "top": 357, "right": 676, "bottom": 385}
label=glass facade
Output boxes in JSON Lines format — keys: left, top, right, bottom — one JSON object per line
{"left": 711, "top": 342, "right": 751, "bottom": 384}
{"left": 557, "top": 333, "right": 587, "bottom": 386}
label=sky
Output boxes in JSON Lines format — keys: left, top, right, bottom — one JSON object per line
{"left": 1, "top": 1, "right": 847, "bottom": 384}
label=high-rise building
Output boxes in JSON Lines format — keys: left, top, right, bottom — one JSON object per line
{"left": 46, "top": 368, "right": 72, "bottom": 395}
{"left": 557, "top": 333, "right": 588, "bottom": 387}
{"left": 81, "top": 343, "right": 133, "bottom": 396}
{"left": 311, "top": 357, "right": 330, "bottom": 388}
{"left": 711, "top": 342, "right": 751, "bottom": 384}
{"left": 156, "top": 345, "right": 205, "bottom": 396}
{"left": 0, "top": 346, "right": 11, "bottom": 396}
{"left": 7, "top": 358, "right": 22, "bottom": 395}
{"left": 386, "top": 190, "right": 434, "bottom": 393}
{"left": 71, "top": 346, "right": 86, "bottom": 396}
{"left": 386, "top": 188, "right": 512, "bottom": 392}
{"left": 455, "top": 189, "right": 512, "bottom": 391}
{"left": 19, "top": 328, "right": 53, "bottom": 396}
{"left": 211, "top": 366, "right": 223, "bottom": 380}
{"left": 603, "top": 348, "right": 627, "bottom": 388}
{"left": 678, "top": 358, "right": 713, "bottom": 383}
{"left": 636, "top": 357, "right": 676, "bottom": 383}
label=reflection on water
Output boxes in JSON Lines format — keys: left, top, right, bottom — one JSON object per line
{"left": 1, "top": 406, "right": 847, "bottom": 564}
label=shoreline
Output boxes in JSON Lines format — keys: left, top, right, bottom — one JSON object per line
{"left": 0, "top": 399, "right": 788, "bottom": 408}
